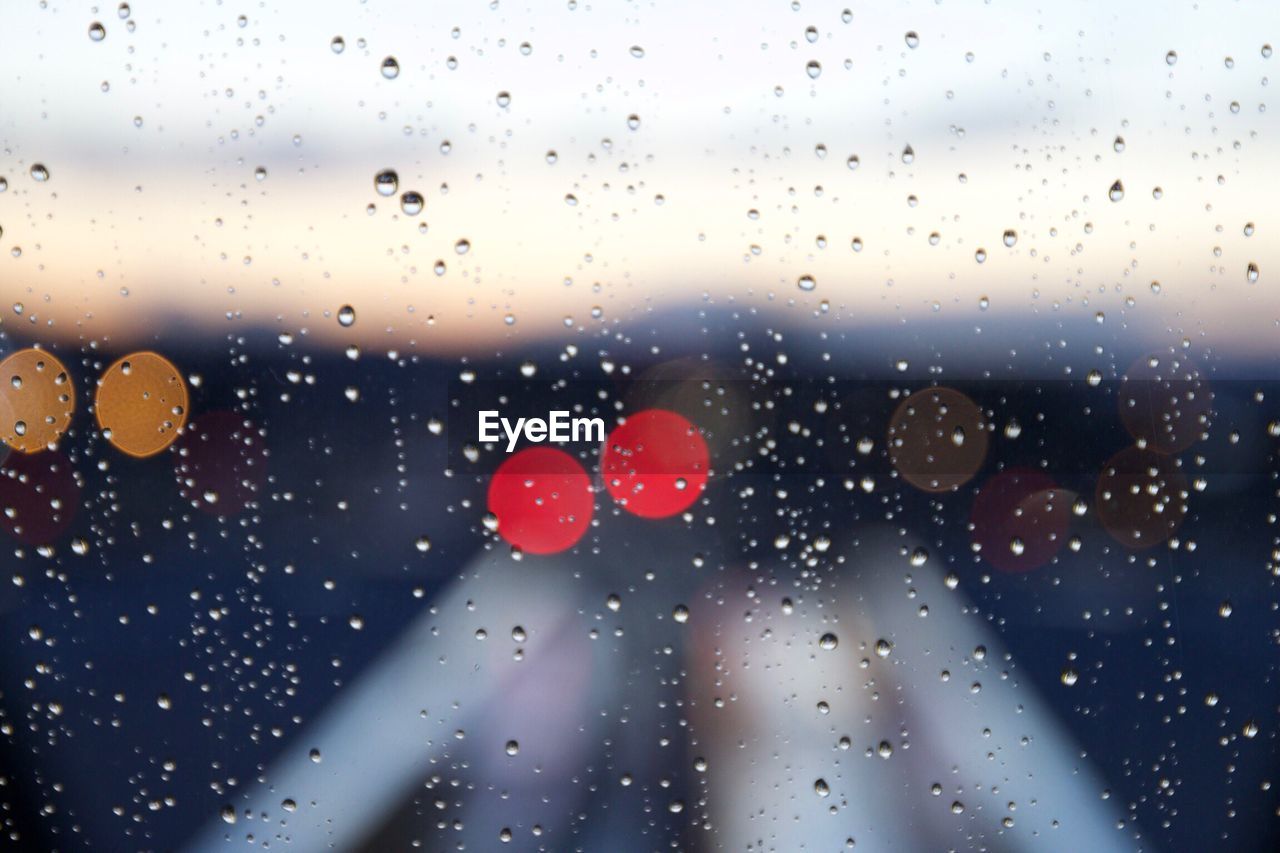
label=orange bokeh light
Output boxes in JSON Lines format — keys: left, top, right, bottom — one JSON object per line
{"left": 94, "top": 352, "right": 190, "bottom": 458}
{"left": 0, "top": 348, "right": 75, "bottom": 454}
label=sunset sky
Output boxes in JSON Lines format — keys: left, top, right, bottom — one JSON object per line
{"left": 3, "top": 0, "right": 1278, "bottom": 356}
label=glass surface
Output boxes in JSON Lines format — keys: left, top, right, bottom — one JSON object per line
{"left": 2, "top": 2, "right": 1279, "bottom": 850}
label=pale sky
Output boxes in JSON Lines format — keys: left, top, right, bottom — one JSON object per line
{"left": 2, "top": 0, "right": 1279, "bottom": 355}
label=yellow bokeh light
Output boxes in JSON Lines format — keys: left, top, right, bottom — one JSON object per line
{"left": 0, "top": 348, "right": 75, "bottom": 454}
{"left": 94, "top": 352, "right": 189, "bottom": 458}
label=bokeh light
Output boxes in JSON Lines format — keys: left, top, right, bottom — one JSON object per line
{"left": 970, "top": 467, "right": 1071, "bottom": 573}
{"left": 0, "top": 348, "right": 75, "bottom": 454}
{"left": 889, "top": 388, "right": 988, "bottom": 492}
{"left": 602, "top": 409, "right": 709, "bottom": 518}
{"left": 1095, "top": 446, "right": 1188, "bottom": 548}
{"left": 487, "top": 447, "right": 593, "bottom": 555}
{"left": 94, "top": 351, "right": 189, "bottom": 458}
{"left": 0, "top": 450, "right": 80, "bottom": 546}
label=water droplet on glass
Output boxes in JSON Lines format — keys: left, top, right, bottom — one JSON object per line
{"left": 1108, "top": 180, "right": 1124, "bottom": 202}
{"left": 337, "top": 305, "right": 356, "bottom": 327}
{"left": 400, "top": 191, "right": 424, "bottom": 216}
{"left": 89, "top": 22, "right": 106, "bottom": 41}
{"left": 381, "top": 56, "right": 400, "bottom": 79}
{"left": 374, "top": 169, "right": 399, "bottom": 196}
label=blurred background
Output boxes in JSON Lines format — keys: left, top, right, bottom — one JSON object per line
{"left": 2, "top": 0, "right": 1280, "bottom": 851}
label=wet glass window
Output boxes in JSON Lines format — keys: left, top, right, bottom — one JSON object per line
{"left": 1, "top": 2, "right": 1278, "bottom": 851}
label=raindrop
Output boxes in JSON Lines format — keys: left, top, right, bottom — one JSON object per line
{"left": 819, "top": 632, "right": 838, "bottom": 650}
{"left": 88, "top": 22, "right": 106, "bottom": 41}
{"left": 400, "top": 191, "right": 424, "bottom": 216}
{"left": 905, "top": 31, "right": 919, "bottom": 49}
{"left": 374, "top": 169, "right": 399, "bottom": 196}
{"left": 806, "top": 60, "right": 822, "bottom": 79}
{"left": 381, "top": 56, "right": 400, "bottom": 79}
{"left": 1108, "top": 180, "right": 1124, "bottom": 202}
{"left": 901, "top": 144, "right": 915, "bottom": 164}
{"left": 338, "top": 305, "right": 356, "bottom": 327}
{"left": 29, "top": 164, "right": 49, "bottom": 182}
{"left": 331, "top": 36, "right": 345, "bottom": 54}
{"left": 797, "top": 274, "right": 816, "bottom": 292}
{"left": 1002, "top": 229, "right": 1017, "bottom": 247}
{"left": 1165, "top": 50, "right": 1178, "bottom": 66}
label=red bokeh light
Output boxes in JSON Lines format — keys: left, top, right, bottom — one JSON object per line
{"left": 602, "top": 409, "right": 709, "bottom": 518}
{"left": 0, "top": 451, "right": 81, "bottom": 546}
{"left": 970, "top": 467, "right": 1070, "bottom": 573}
{"left": 487, "top": 447, "right": 593, "bottom": 554}
{"left": 174, "top": 411, "right": 267, "bottom": 516}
